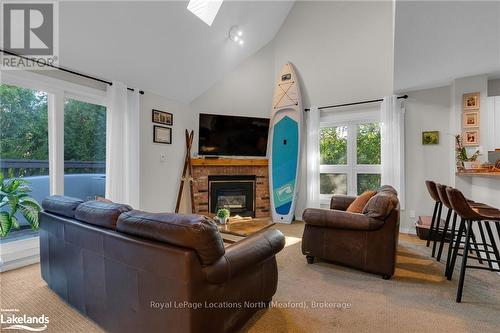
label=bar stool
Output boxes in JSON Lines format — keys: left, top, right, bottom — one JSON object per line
{"left": 424, "top": 180, "right": 443, "bottom": 257}
{"left": 446, "top": 187, "right": 500, "bottom": 303}
{"left": 434, "top": 184, "right": 483, "bottom": 264}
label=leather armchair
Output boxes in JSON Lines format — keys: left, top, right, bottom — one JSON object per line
{"left": 301, "top": 186, "right": 400, "bottom": 279}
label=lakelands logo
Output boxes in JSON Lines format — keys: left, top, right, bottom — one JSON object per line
{"left": 0, "top": 309, "right": 49, "bottom": 332}
{"left": 0, "top": 0, "right": 59, "bottom": 69}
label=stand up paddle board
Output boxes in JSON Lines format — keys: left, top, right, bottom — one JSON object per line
{"left": 268, "top": 63, "right": 302, "bottom": 224}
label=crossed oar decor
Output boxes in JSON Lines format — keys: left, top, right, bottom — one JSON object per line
{"left": 175, "top": 130, "right": 195, "bottom": 213}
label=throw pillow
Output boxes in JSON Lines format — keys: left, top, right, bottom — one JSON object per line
{"left": 346, "top": 190, "right": 376, "bottom": 213}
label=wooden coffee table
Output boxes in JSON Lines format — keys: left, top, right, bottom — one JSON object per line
{"left": 217, "top": 218, "right": 275, "bottom": 243}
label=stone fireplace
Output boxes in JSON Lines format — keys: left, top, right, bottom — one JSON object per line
{"left": 191, "top": 158, "right": 270, "bottom": 218}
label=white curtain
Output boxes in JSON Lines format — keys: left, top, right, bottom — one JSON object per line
{"left": 306, "top": 106, "right": 320, "bottom": 208}
{"left": 380, "top": 96, "right": 405, "bottom": 208}
{"left": 105, "top": 82, "right": 141, "bottom": 207}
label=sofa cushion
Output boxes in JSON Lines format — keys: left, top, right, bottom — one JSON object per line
{"left": 116, "top": 211, "right": 225, "bottom": 266}
{"left": 362, "top": 192, "right": 399, "bottom": 220}
{"left": 346, "top": 191, "right": 376, "bottom": 213}
{"left": 75, "top": 201, "right": 132, "bottom": 230}
{"left": 42, "top": 195, "right": 84, "bottom": 218}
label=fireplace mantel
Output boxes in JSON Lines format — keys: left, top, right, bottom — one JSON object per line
{"left": 191, "top": 158, "right": 270, "bottom": 218}
{"left": 191, "top": 158, "right": 268, "bottom": 167}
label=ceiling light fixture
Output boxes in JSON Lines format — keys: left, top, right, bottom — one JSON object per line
{"left": 229, "top": 26, "right": 244, "bottom": 46}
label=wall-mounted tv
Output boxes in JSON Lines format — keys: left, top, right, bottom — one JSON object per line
{"left": 198, "top": 113, "right": 270, "bottom": 157}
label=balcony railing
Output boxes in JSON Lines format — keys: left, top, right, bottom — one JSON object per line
{"left": 0, "top": 159, "right": 106, "bottom": 177}
{"left": 1, "top": 159, "right": 106, "bottom": 234}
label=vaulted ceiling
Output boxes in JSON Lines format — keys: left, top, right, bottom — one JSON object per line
{"left": 59, "top": 1, "right": 294, "bottom": 103}
{"left": 394, "top": 0, "right": 500, "bottom": 92}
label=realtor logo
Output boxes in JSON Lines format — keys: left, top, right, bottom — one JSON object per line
{"left": 1, "top": 0, "right": 58, "bottom": 69}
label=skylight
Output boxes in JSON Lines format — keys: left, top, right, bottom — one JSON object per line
{"left": 187, "top": 0, "right": 224, "bottom": 26}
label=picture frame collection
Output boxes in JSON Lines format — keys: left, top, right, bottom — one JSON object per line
{"left": 152, "top": 109, "right": 173, "bottom": 144}
{"left": 462, "top": 92, "right": 480, "bottom": 147}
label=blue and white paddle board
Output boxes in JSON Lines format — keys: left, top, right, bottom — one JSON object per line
{"left": 268, "top": 63, "right": 302, "bottom": 224}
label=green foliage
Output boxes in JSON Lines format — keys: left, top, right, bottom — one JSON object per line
{"left": 357, "top": 123, "right": 381, "bottom": 164}
{"left": 0, "top": 173, "right": 42, "bottom": 237}
{"left": 216, "top": 208, "right": 230, "bottom": 219}
{"left": 0, "top": 84, "right": 106, "bottom": 176}
{"left": 64, "top": 99, "right": 106, "bottom": 162}
{"left": 0, "top": 84, "right": 49, "bottom": 160}
{"left": 320, "top": 127, "right": 347, "bottom": 165}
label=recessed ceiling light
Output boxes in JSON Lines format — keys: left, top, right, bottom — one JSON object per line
{"left": 229, "top": 26, "right": 244, "bottom": 46}
{"left": 187, "top": 0, "right": 224, "bottom": 26}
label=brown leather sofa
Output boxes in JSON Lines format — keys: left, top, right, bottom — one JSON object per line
{"left": 39, "top": 196, "right": 285, "bottom": 333}
{"left": 301, "top": 186, "right": 400, "bottom": 279}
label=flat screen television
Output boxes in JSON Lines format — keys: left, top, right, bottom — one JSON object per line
{"left": 198, "top": 113, "right": 270, "bottom": 157}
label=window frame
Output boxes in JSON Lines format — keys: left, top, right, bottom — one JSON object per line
{"left": 319, "top": 109, "right": 381, "bottom": 205}
{"left": 1, "top": 70, "right": 107, "bottom": 195}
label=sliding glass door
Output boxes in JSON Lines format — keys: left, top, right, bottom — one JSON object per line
{"left": 0, "top": 72, "right": 107, "bottom": 244}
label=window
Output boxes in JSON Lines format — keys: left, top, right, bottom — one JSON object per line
{"left": 320, "top": 118, "right": 381, "bottom": 205}
{"left": 64, "top": 99, "right": 106, "bottom": 200}
{"left": 0, "top": 84, "right": 49, "bottom": 238}
{"left": 187, "top": 0, "right": 224, "bottom": 26}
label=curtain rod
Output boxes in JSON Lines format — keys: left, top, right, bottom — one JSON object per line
{"left": 0, "top": 49, "right": 144, "bottom": 95}
{"left": 304, "top": 94, "right": 408, "bottom": 112}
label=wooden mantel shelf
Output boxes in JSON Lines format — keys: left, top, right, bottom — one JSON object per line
{"left": 456, "top": 172, "right": 500, "bottom": 178}
{"left": 191, "top": 158, "right": 268, "bottom": 167}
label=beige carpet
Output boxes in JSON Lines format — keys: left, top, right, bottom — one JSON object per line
{"left": 1, "top": 222, "right": 499, "bottom": 332}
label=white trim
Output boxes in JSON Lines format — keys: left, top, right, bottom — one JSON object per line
{"left": 48, "top": 90, "right": 65, "bottom": 195}
{"left": 0, "top": 237, "right": 40, "bottom": 272}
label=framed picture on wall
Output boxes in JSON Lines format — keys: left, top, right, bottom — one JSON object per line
{"left": 422, "top": 131, "right": 439, "bottom": 145}
{"left": 463, "top": 111, "right": 480, "bottom": 128}
{"left": 463, "top": 92, "right": 480, "bottom": 110}
{"left": 463, "top": 129, "right": 480, "bottom": 146}
{"left": 153, "top": 125, "right": 172, "bottom": 144}
{"left": 152, "top": 109, "right": 173, "bottom": 126}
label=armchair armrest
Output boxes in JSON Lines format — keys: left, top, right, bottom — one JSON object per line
{"left": 330, "top": 195, "right": 357, "bottom": 211}
{"left": 204, "top": 229, "right": 285, "bottom": 284}
{"left": 303, "top": 208, "right": 384, "bottom": 231}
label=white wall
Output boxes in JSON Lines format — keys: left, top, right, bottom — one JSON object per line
{"left": 394, "top": 1, "right": 500, "bottom": 92}
{"left": 488, "top": 79, "right": 500, "bottom": 97}
{"left": 273, "top": 0, "right": 394, "bottom": 107}
{"left": 139, "top": 92, "right": 194, "bottom": 213}
{"left": 190, "top": 1, "right": 394, "bottom": 219}
{"left": 402, "top": 85, "right": 453, "bottom": 233}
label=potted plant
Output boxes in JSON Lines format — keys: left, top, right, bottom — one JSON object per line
{"left": 455, "top": 135, "right": 480, "bottom": 170}
{"left": 0, "top": 173, "right": 42, "bottom": 238}
{"left": 216, "top": 208, "right": 230, "bottom": 225}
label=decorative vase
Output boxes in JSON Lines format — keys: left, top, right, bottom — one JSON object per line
{"left": 463, "top": 161, "right": 479, "bottom": 169}
{"left": 218, "top": 217, "right": 227, "bottom": 225}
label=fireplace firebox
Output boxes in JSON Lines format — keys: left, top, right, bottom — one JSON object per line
{"left": 208, "top": 175, "right": 256, "bottom": 217}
